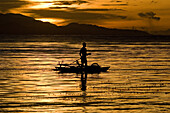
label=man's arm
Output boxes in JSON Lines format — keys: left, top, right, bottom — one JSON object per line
{"left": 87, "top": 53, "right": 91, "bottom": 55}
{"left": 79, "top": 48, "right": 82, "bottom": 56}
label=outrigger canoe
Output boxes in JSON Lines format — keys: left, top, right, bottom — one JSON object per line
{"left": 53, "top": 62, "right": 110, "bottom": 74}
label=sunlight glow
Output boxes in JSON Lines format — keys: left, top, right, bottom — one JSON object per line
{"left": 1, "top": 0, "right": 169, "bottom": 34}
{"left": 36, "top": 18, "right": 56, "bottom": 23}
{"left": 36, "top": 18, "right": 65, "bottom": 25}
{"left": 28, "top": 0, "right": 53, "bottom": 2}
{"left": 29, "top": 3, "right": 54, "bottom": 9}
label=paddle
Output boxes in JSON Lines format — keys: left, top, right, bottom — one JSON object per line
{"left": 58, "top": 53, "right": 92, "bottom": 67}
{"left": 69, "top": 58, "right": 81, "bottom": 65}
{"left": 69, "top": 53, "right": 91, "bottom": 65}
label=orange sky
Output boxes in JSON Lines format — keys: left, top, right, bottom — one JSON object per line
{"left": 0, "top": 0, "right": 170, "bottom": 34}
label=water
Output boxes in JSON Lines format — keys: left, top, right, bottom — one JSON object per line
{"left": 0, "top": 35, "right": 170, "bottom": 112}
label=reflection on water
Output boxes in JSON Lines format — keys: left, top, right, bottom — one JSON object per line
{"left": 81, "top": 72, "right": 87, "bottom": 91}
{"left": 0, "top": 35, "right": 170, "bottom": 112}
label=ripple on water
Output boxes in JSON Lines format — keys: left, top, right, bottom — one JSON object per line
{"left": 0, "top": 37, "right": 170, "bottom": 112}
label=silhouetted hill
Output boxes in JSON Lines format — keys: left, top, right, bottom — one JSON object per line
{"left": 0, "top": 13, "right": 151, "bottom": 36}
{"left": 0, "top": 13, "right": 60, "bottom": 34}
{"left": 61, "top": 23, "right": 150, "bottom": 36}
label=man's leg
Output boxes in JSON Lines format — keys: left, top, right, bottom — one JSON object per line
{"left": 85, "top": 61, "right": 87, "bottom": 67}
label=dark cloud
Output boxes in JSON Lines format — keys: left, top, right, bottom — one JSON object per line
{"left": 102, "top": 3, "right": 128, "bottom": 6}
{"left": 69, "top": 8, "right": 125, "bottom": 11}
{"left": 103, "top": 0, "right": 128, "bottom": 6}
{"left": 0, "top": 0, "right": 29, "bottom": 12}
{"left": 110, "top": 0, "right": 123, "bottom": 3}
{"left": 50, "top": 7, "right": 69, "bottom": 9}
{"left": 151, "top": 0, "right": 157, "bottom": 4}
{"left": 138, "top": 12, "right": 160, "bottom": 21}
{"left": 54, "top": 0, "right": 88, "bottom": 5}
{"left": 25, "top": 9, "right": 127, "bottom": 23}
{"left": 49, "top": 7, "right": 125, "bottom": 11}
{"left": 116, "top": 1, "right": 123, "bottom": 2}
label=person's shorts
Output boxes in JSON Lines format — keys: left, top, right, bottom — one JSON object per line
{"left": 81, "top": 56, "right": 87, "bottom": 63}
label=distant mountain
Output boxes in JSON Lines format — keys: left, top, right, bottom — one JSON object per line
{"left": 153, "top": 29, "right": 170, "bottom": 35}
{"left": 0, "top": 13, "right": 60, "bottom": 34}
{"left": 61, "top": 23, "right": 151, "bottom": 36}
{"left": 0, "top": 13, "right": 151, "bottom": 36}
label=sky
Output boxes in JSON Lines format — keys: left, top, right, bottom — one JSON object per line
{"left": 0, "top": 0, "right": 170, "bottom": 34}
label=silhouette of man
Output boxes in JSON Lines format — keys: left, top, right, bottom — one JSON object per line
{"left": 80, "top": 42, "right": 88, "bottom": 67}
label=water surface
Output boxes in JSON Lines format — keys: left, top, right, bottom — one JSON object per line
{"left": 0, "top": 35, "right": 170, "bottom": 112}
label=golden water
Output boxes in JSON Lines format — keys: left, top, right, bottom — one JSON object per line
{"left": 0, "top": 35, "right": 170, "bottom": 112}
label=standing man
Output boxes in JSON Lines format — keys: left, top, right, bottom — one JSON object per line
{"left": 80, "top": 42, "right": 88, "bottom": 67}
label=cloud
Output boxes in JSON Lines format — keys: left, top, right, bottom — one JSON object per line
{"left": 0, "top": 0, "right": 88, "bottom": 13}
{"left": 49, "top": 7, "right": 125, "bottom": 11}
{"left": 54, "top": 0, "right": 88, "bottom": 5}
{"left": 103, "top": 0, "right": 128, "bottom": 6}
{"left": 151, "top": 0, "right": 157, "bottom": 4}
{"left": 50, "top": 7, "right": 69, "bottom": 9}
{"left": 68, "top": 8, "right": 125, "bottom": 11}
{"left": 102, "top": 3, "right": 128, "bottom": 6}
{"left": 138, "top": 12, "right": 160, "bottom": 21}
{"left": 116, "top": 1, "right": 123, "bottom": 2}
{"left": 0, "top": 0, "right": 29, "bottom": 12}
{"left": 25, "top": 9, "right": 127, "bottom": 24}
{"left": 110, "top": 0, "right": 123, "bottom": 3}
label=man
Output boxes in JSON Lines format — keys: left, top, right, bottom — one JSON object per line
{"left": 79, "top": 42, "right": 89, "bottom": 67}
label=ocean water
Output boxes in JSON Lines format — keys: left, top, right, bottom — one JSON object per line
{"left": 0, "top": 35, "right": 170, "bottom": 113}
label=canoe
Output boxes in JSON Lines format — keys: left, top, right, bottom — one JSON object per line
{"left": 53, "top": 63, "right": 110, "bottom": 73}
